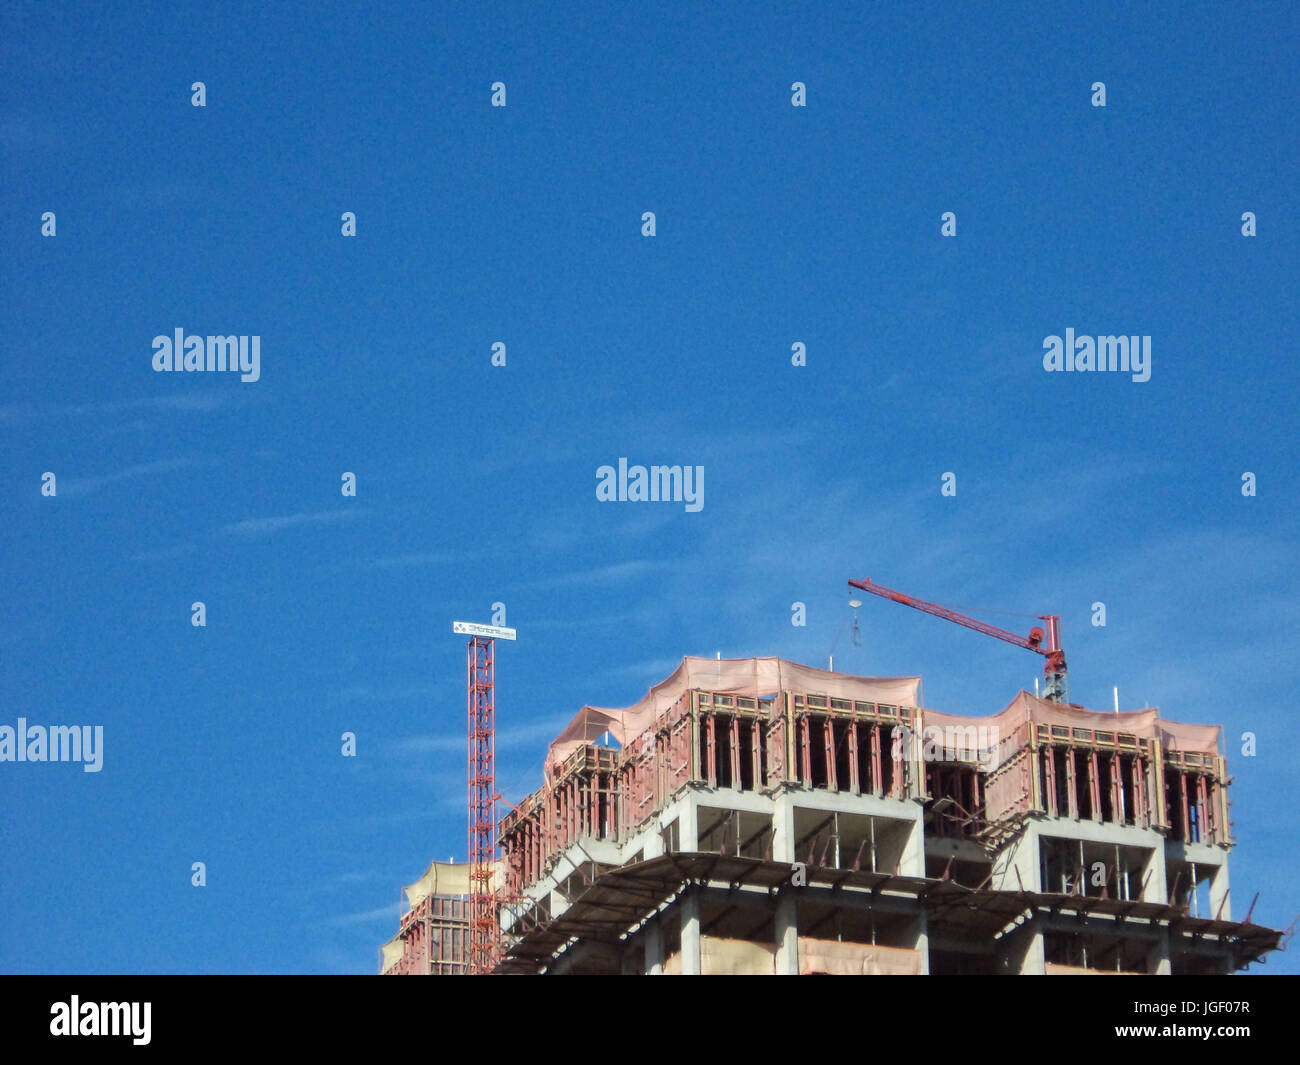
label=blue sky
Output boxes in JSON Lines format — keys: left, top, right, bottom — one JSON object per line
{"left": 2, "top": 2, "right": 1297, "bottom": 974}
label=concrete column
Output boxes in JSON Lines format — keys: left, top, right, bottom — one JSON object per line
{"left": 644, "top": 917, "right": 663, "bottom": 975}
{"left": 680, "top": 888, "right": 702, "bottom": 975}
{"left": 1142, "top": 843, "right": 1167, "bottom": 903}
{"left": 913, "top": 911, "right": 930, "bottom": 974}
{"left": 1209, "top": 860, "right": 1231, "bottom": 920}
{"left": 997, "top": 915, "right": 1044, "bottom": 974}
{"left": 899, "top": 808, "right": 927, "bottom": 878}
{"left": 772, "top": 792, "right": 796, "bottom": 863}
{"left": 643, "top": 828, "right": 665, "bottom": 859}
{"left": 775, "top": 892, "right": 798, "bottom": 975}
{"left": 1000, "top": 824, "right": 1040, "bottom": 893}
{"left": 1147, "top": 930, "right": 1171, "bottom": 975}
{"left": 679, "top": 796, "right": 699, "bottom": 853}
{"left": 1016, "top": 925, "right": 1045, "bottom": 975}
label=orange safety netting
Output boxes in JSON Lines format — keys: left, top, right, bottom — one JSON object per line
{"left": 545, "top": 657, "right": 921, "bottom": 772}
{"left": 545, "top": 658, "right": 1220, "bottom": 772}
{"left": 921, "top": 689, "right": 1221, "bottom": 760}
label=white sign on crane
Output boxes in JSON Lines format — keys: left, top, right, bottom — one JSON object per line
{"left": 452, "top": 621, "right": 517, "bottom": 641}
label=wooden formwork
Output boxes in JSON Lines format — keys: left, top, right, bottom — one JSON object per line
{"left": 1161, "top": 748, "right": 1231, "bottom": 846}
{"left": 500, "top": 680, "right": 1233, "bottom": 896}
{"left": 387, "top": 894, "right": 469, "bottom": 975}
{"left": 786, "top": 694, "right": 915, "bottom": 799}
{"left": 1027, "top": 723, "right": 1156, "bottom": 829}
{"left": 501, "top": 686, "right": 926, "bottom": 892}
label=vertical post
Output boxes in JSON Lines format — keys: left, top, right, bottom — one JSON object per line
{"left": 1065, "top": 747, "right": 1078, "bottom": 819}
{"left": 1196, "top": 776, "right": 1209, "bottom": 844}
{"left": 825, "top": 718, "right": 837, "bottom": 791}
{"left": 1133, "top": 754, "right": 1146, "bottom": 825}
{"left": 1179, "top": 771, "right": 1190, "bottom": 842}
{"left": 775, "top": 892, "right": 798, "bottom": 975}
{"left": 848, "top": 721, "right": 860, "bottom": 794}
{"left": 891, "top": 721, "right": 904, "bottom": 798}
{"left": 800, "top": 716, "right": 811, "bottom": 785}
{"left": 870, "top": 723, "right": 882, "bottom": 796}
{"left": 732, "top": 715, "right": 742, "bottom": 788}
{"left": 681, "top": 886, "right": 702, "bottom": 975}
{"left": 645, "top": 916, "right": 664, "bottom": 975}
{"left": 1088, "top": 749, "right": 1101, "bottom": 821}
{"left": 1109, "top": 753, "right": 1121, "bottom": 824}
{"left": 467, "top": 636, "right": 497, "bottom": 974}
{"left": 706, "top": 713, "right": 716, "bottom": 787}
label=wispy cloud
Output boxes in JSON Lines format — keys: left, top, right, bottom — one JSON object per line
{"left": 388, "top": 734, "right": 464, "bottom": 755}
{"left": 327, "top": 902, "right": 401, "bottom": 927}
{"left": 329, "top": 871, "right": 380, "bottom": 888}
{"left": 335, "top": 684, "right": 439, "bottom": 703}
{"left": 365, "top": 550, "right": 462, "bottom": 569}
{"left": 1, "top": 393, "right": 252, "bottom": 425}
{"left": 529, "top": 604, "right": 669, "bottom": 632}
{"left": 68, "top": 394, "right": 244, "bottom": 415}
{"left": 130, "top": 542, "right": 199, "bottom": 562}
{"left": 525, "top": 559, "right": 670, "bottom": 590}
{"left": 390, "top": 715, "right": 573, "bottom": 758}
{"left": 469, "top": 436, "right": 589, "bottom": 476}
{"left": 605, "top": 656, "right": 683, "bottom": 679}
{"left": 59, "top": 458, "right": 194, "bottom": 499}
{"left": 222, "top": 509, "right": 364, "bottom": 536}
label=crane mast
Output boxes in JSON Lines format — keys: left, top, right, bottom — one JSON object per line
{"left": 453, "top": 619, "right": 517, "bottom": 973}
{"left": 848, "top": 577, "right": 1069, "bottom": 702}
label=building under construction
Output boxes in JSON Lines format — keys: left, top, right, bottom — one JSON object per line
{"left": 381, "top": 654, "right": 1282, "bottom": 975}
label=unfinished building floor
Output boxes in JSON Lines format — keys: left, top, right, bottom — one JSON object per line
{"left": 384, "top": 657, "right": 1282, "bottom": 975}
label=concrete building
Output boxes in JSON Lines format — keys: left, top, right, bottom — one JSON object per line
{"left": 384, "top": 656, "right": 1281, "bottom": 975}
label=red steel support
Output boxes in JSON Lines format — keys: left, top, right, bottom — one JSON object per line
{"left": 730, "top": 715, "right": 741, "bottom": 789}
{"left": 1132, "top": 756, "right": 1145, "bottom": 825}
{"left": 1044, "top": 749, "right": 1057, "bottom": 816}
{"left": 1066, "top": 749, "right": 1078, "bottom": 819}
{"left": 825, "top": 720, "right": 837, "bottom": 791}
{"left": 848, "top": 722, "right": 860, "bottom": 794}
{"left": 1109, "top": 754, "right": 1122, "bottom": 824}
{"left": 1179, "top": 771, "right": 1190, "bottom": 842}
{"left": 706, "top": 713, "right": 717, "bottom": 787}
{"left": 870, "top": 724, "right": 882, "bottom": 796}
{"left": 1088, "top": 750, "right": 1101, "bottom": 821}
{"left": 890, "top": 725, "right": 903, "bottom": 798}
{"left": 800, "top": 717, "right": 812, "bottom": 786}
{"left": 1196, "top": 775, "right": 1209, "bottom": 843}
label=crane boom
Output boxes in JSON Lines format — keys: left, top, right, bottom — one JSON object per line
{"left": 848, "top": 577, "right": 1069, "bottom": 702}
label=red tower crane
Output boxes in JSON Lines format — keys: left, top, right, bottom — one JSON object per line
{"left": 848, "top": 577, "right": 1069, "bottom": 703}
{"left": 453, "top": 619, "right": 517, "bottom": 974}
